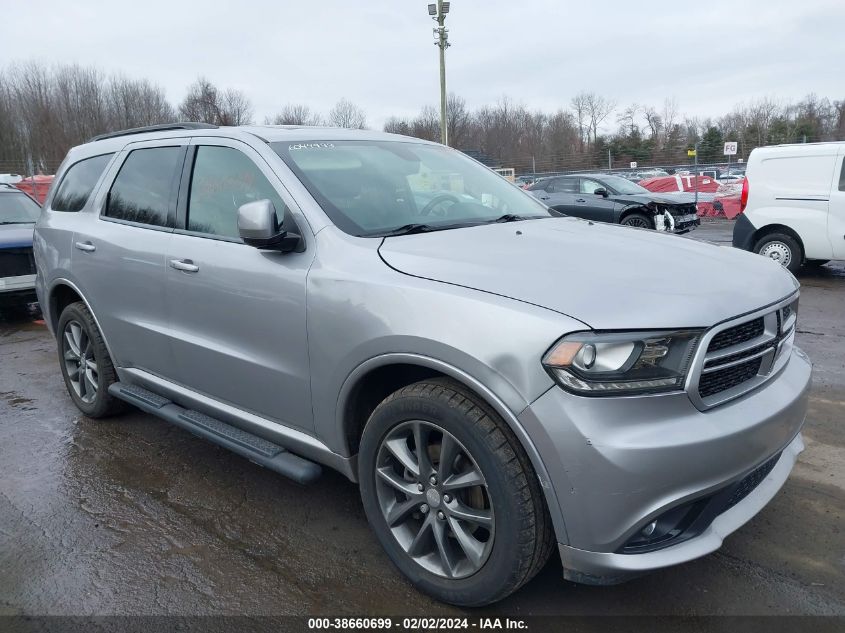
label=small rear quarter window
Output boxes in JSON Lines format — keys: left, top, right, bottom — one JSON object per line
{"left": 52, "top": 153, "right": 114, "bottom": 212}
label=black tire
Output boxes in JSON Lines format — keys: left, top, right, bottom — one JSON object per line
{"left": 56, "top": 301, "right": 126, "bottom": 418}
{"left": 753, "top": 233, "right": 803, "bottom": 274}
{"left": 620, "top": 212, "right": 653, "bottom": 229}
{"left": 358, "top": 378, "right": 554, "bottom": 606}
{"left": 806, "top": 259, "right": 829, "bottom": 267}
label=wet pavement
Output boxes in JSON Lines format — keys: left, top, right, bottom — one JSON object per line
{"left": 1, "top": 219, "right": 844, "bottom": 616}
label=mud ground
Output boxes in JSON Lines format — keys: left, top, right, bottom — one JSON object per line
{"left": 1, "top": 219, "right": 843, "bottom": 616}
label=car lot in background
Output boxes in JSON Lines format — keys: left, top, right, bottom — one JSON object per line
{"left": 0, "top": 183, "right": 40, "bottom": 313}
{"left": 528, "top": 173, "right": 699, "bottom": 232}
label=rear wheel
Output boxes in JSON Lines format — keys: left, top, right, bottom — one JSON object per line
{"left": 57, "top": 301, "right": 125, "bottom": 418}
{"left": 358, "top": 378, "right": 553, "bottom": 606}
{"left": 620, "top": 212, "right": 652, "bottom": 229}
{"left": 754, "top": 233, "right": 803, "bottom": 274}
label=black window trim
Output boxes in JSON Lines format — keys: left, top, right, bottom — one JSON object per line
{"left": 49, "top": 152, "right": 116, "bottom": 213}
{"left": 99, "top": 145, "right": 187, "bottom": 232}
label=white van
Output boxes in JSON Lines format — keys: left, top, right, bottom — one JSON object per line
{"left": 732, "top": 142, "right": 845, "bottom": 273}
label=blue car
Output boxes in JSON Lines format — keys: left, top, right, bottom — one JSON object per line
{"left": 0, "top": 184, "right": 41, "bottom": 310}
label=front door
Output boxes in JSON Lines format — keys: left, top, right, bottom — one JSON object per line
{"left": 165, "top": 138, "right": 315, "bottom": 432}
{"left": 574, "top": 178, "right": 617, "bottom": 222}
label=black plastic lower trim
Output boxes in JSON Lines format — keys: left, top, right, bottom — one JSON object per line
{"left": 732, "top": 213, "right": 756, "bottom": 250}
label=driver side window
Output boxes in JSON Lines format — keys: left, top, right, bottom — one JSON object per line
{"left": 187, "top": 146, "right": 287, "bottom": 239}
{"left": 580, "top": 179, "right": 604, "bottom": 194}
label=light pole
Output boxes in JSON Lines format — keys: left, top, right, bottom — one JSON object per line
{"left": 428, "top": 2, "right": 450, "bottom": 146}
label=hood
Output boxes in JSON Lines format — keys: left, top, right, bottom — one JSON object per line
{"left": 0, "top": 224, "right": 35, "bottom": 249}
{"left": 378, "top": 217, "right": 798, "bottom": 330}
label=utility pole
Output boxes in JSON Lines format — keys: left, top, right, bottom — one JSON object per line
{"left": 608, "top": 149, "right": 612, "bottom": 170}
{"left": 429, "top": 2, "right": 451, "bottom": 145}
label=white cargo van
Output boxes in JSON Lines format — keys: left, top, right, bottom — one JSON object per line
{"left": 733, "top": 142, "right": 845, "bottom": 273}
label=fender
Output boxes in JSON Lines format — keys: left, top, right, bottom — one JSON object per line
{"left": 336, "top": 352, "right": 570, "bottom": 544}
{"left": 46, "top": 277, "right": 118, "bottom": 363}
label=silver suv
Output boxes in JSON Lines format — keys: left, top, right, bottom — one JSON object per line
{"left": 34, "top": 124, "right": 811, "bottom": 606}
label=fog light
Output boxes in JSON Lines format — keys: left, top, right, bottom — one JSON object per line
{"left": 642, "top": 521, "right": 657, "bottom": 537}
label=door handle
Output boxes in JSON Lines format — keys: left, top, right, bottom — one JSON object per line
{"left": 74, "top": 241, "right": 96, "bottom": 252}
{"left": 169, "top": 259, "right": 199, "bottom": 273}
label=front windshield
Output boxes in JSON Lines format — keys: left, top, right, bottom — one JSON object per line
{"left": 273, "top": 140, "right": 553, "bottom": 236}
{"left": 600, "top": 175, "right": 650, "bottom": 195}
{"left": 0, "top": 192, "right": 41, "bottom": 224}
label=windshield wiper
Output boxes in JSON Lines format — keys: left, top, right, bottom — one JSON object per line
{"left": 488, "top": 214, "right": 547, "bottom": 224}
{"left": 378, "top": 223, "right": 438, "bottom": 237}
{"left": 0, "top": 220, "right": 36, "bottom": 225}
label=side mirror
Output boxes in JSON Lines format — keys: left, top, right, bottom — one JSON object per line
{"left": 593, "top": 188, "right": 609, "bottom": 197}
{"left": 237, "top": 199, "right": 300, "bottom": 252}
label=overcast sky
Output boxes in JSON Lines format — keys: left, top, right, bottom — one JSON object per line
{"left": 2, "top": 0, "right": 843, "bottom": 131}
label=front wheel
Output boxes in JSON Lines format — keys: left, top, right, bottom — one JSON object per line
{"left": 620, "top": 212, "right": 653, "bottom": 229}
{"left": 754, "top": 233, "right": 803, "bottom": 274}
{"left": 358, "top": 379, "right": 553, "bottom": 606}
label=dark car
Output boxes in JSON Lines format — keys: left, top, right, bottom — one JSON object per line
{"left": 528, "top": 173, "right": 700, "bottom": 233}
{"left": 0, "top": 184, "right": 41, "bottom": 310}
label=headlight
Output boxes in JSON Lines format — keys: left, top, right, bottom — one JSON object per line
{"left": 542, "top": 330, "right": 702, "bottom": 396}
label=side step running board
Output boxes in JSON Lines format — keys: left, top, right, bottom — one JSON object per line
{"left": 108, "top": 382, "right": 322, "bottom": 484}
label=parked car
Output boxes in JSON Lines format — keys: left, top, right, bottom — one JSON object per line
{"left": 733, "top": 142, "right": 845, "bottom": 273}
{"left": 528, "top": 173, "right": 700, "bottom": 232}
{"left": 35, "top": 124, "right": 809, "bottom": 606}
{"left": 0, "top": 183, "right": 41, "bottom": 311}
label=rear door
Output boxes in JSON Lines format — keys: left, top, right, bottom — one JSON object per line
{"left": 164, "top": 137, "right": 315, "bottom": 432}
{"left": 830, "top": 148, "right": 845, "bottom": 259}
{"left": 71, "top": 139, "right": 186, "bottom": 377}
{"left": 542, "top": 177, "right": 578, "bottom": 213}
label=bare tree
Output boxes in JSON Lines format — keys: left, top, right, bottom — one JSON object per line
{"left": 178, "top": 77, "right": 252, "bottom": 125}
{"left": 219, "top": 88, "right": 253, "bottom": 125}
{"left": 446, "top": 93, "right": 471, "bottom": 147}
{"left": 265, "top": 103, "right": 322, "bottom": 126}
{"left": 328, "top": 98, "right": 366, "bottom": 129}
{"left": 570, "top": 92, "right": 589, "bottom": 150}
{"left": 583, "top": 92, "right": 615, "bottom": 144}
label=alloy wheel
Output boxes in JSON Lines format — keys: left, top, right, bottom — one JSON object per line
{"left": 62, "top": 320, "right": 99, "bottom": 404}
{"left": 374, "top": 420, "right": 494, "bottom": 579}
{"left": 623, "top": 216, "right": 649, "bottom": 228}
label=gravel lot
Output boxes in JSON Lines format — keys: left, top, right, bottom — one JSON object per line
{"left": 1, "top": 219, "right": 843, "bottom": 616}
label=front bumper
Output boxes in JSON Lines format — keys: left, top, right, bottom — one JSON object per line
{"left": 517, "top": 346, "right": 811, "bottom": 583}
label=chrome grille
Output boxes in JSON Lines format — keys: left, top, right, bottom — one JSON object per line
{"left": 687, "top": 295, "right": 798, "bottom": 410}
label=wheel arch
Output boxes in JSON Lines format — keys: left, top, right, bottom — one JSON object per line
{"left": 337, "top": 353, "right": 569, "bottom": 543}
{"left": 618, "top": 205, "right": 654, "bottom": 227}
{"left": 751, "top": 223, "right": 806, "bottom": 259}
{"left": 47, "top": 278, "right": 117, "bottom": 362}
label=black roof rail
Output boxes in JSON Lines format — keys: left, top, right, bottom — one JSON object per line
{"left": 87, "top": 122, "right": 219, "bottom": 143}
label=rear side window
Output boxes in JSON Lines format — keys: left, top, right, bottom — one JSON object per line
{"left": 105, "top": 147, "right": 183, "bottom": 227}
{"left": 51, "top": 153, "right": 113, "bottom": 212}
{"left": 552, "top": 178, "right": 578, "bottom": 193}
{"left": 186, "top": 146, "right": 287, "bottom": 239}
